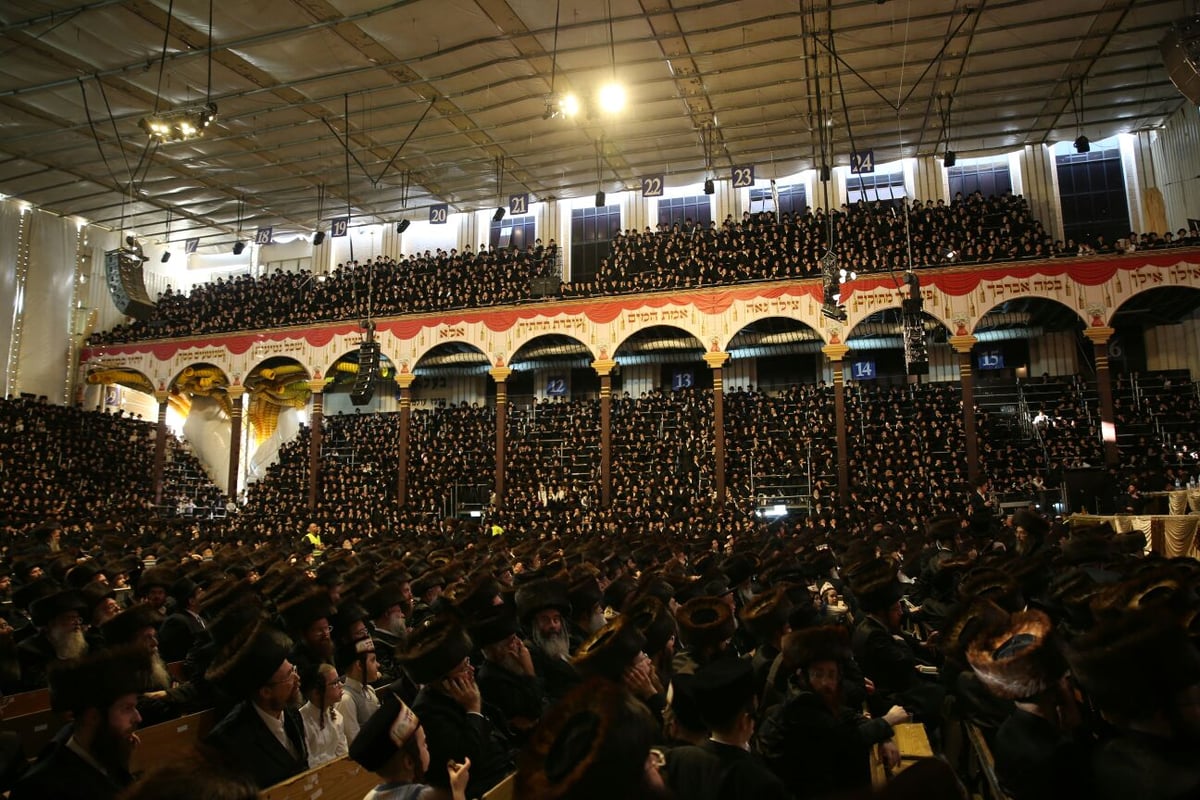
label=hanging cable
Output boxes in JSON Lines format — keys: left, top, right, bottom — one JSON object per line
{"left": 152, "top": 0, "right": 175, "bottom": 115}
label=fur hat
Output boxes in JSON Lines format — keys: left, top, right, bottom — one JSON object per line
{"left": 100, "top": 603, "right": 162, "bottom": 647}
{"left": 926, "top": 517, "right": 961, "bottom": 543}
{"left": 515, "top": 579, "right": 572, "bottom": 625}
{"left": 781, "top": 625, "right": 852, "bottom": 671}
{"left": 468, "top": 605, "right": 520, "bottom": 649}
{"left": 277, "top": 590, "right": 334, "bottom": 635}
{"left": 958, "top": 568, "right": 1024, "bottom": 613}
{"left": 137, "top": 566, "right": 174, "bottom": 597}
{"left": 48, "top": 643, "right": 156, "bottom": 716}
{"left": 362, "top": 582, "right": 407, "bottom": 620}
{"left": 1011, "top": 509, "right": 1049, "bottom": 540}
{"left": 445, "top": 573, "right": 503, "bottom": 620}
{"left": 411, "top": 570, "right": 446, "bottom": 598}
{"left": 348, "top": 694, "right": 420, "bottom": 772}
{"left": 740, "top": 586, "right": 793, "bottom": 643}
{"left": 29, "top": 589, "right": 87, "bottom": 627}
{"left": 65, "top": 561, "right": 104, "bottom": 589}
{"left": 967, "top": 609, "right": 1063, "bottom": 700}
{"left": 625, "top": 595, "right": 676, "bottom": 656}
{"left": 204, "top": 620, "right": 293, "bottom": 699}
{"left": 169, "top": 577, "right": 201, "bottom": 608}
{"left": 849, "top": 559, "right": 903, "bottom": 614}
{"left": 568, "top": 576, "right": 604, "bottom": 618}
{"left": 572, "top": 617, "right": 646, "bottom": 682}
{"left": 676, "top": 596, "right": 735, "bottom": 650}
{"left": 942, "top": 599, "right": 1009, "bottom": 663}
{"left": 515, "top": 678, "right": 659, "bottom": 800}
{"left": 721, "top": 554, "right": 757, "bottom": 587}
{"left": 397, "top": 614, "right": 473, "bottom": 685}
{"left": 1064, "top": 607, "right": 1200, "bottom": 716}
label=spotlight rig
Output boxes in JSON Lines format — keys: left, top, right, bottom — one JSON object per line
{"left": 139, "top": 103, "right": 218, "bottom": 142}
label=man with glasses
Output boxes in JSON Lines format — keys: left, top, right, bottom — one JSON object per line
{"left": 204, "top": 620, "right": 309, "bottom": 789}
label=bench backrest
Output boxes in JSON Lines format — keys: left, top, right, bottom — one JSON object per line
{"left": 130, "top": 708, "right": 218, "bottom": 775}
{"left": 260, "top": 756, "right": 380, "bottom": 800}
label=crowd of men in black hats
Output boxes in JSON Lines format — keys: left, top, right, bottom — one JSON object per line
{"left": 1, "top": 491, "right": 1199, "bottom": 799}
{"left": 86, "top": 190, "right": 1200, "bottom": 347}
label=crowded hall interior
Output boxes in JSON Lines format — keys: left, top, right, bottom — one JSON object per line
{"left": 4, "top": 0, "right": 1200, "bottom": 798}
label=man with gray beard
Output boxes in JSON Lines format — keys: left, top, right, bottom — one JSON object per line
{"left": 364, "top": 582, "right": 408, "bottom": 683}
{"left": 100, "top": 604, "right": 179, "bottom": 724}
{"left": 17, "top": 589, "right": 89, "bottom": 689}
{"left": 515, "top": 579, "right": 579, "bottom": 703}
{"left": 470, "top": 605, "right": 548, "bottom": 742}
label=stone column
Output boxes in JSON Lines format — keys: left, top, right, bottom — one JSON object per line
{"left": 822, "top": 343, "right": 851, "bottom": 504}
{"left": 226, "top": 386, "right": 245, "bottom": 498}
{"left": 949, "top": 335, "right": 981, "bottom": 484}
{"left": 703, "top": 350, "right": 730, "bottom": 507}
{"left": 395, "top": 372, "right": 415, "bottom": 505}
{"left": 152, "top": 390, "right": 170, "bottom": 507}
{"left": 1084, "top": 327, "right": 1120, "bottom": 467}
{"left": 490, "top": 367, "right": 512, "bottom": 511}
{"left": 592, "top": 358, "right": 616, "bottom": 508}
{"left": 307, "top": 379, "right": 325, "bottom": 511}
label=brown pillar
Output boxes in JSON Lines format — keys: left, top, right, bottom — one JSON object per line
{"left": 395, "top": 372, "right": 415, "bottom": 505}
{"left": 307, "top": 379, "right": 325, "bottom": 512}
{"left": 490, "top": 367, "right": 512, "bottom": 511}
{"left": 592, "top": 358, "right": 616, "bottom": 508}
{"left": 1084, "top": 326, "right": 1120, "bottom": 467}
{"left": 703, "top": 350, "right": 731, "bottom": 507}
{"left": 823, "top": 343, "right": 851, "bottom": 505}
{"left": 226, "top": 386, "right": 245, "bottom": 498}
{"left": 950, "top": 335, "right": 980, "bottom": 484}
{"left": 152, "top": 390, "right": 170, "bottom": 507}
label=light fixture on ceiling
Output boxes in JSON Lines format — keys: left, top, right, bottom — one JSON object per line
{"left": 597, "top": 83, "right": 625, "bottom": 114}
{"left": 139, "top": 103, "right": 218, "bottom": 142}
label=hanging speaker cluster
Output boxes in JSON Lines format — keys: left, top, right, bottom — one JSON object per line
{"left": 349, "top": 339, "right": 381, "bottom": 406}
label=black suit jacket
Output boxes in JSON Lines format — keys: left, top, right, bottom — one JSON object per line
{"left": 11, "top": 740, "right": 131, "bottom": 800}
{"left": 204, "top": 700, "right": 308, "bottom": 790}
{"left": 157, "top": 611, "right": 205, "bottom": 663}
{"left": 411, "top": 687, "right": 514, "bottom": 799}
{"left": 665, "top": 739, "right": 791, "bottom": 800}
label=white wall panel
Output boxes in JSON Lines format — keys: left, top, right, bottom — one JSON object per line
{"left": 180, "top": 394, "right": 230, "bottom": 488}
{"left": 1145, "top": 318, "right": 1200, "bottom": 379}
{"left": 1029, "top": 331, "right": 1080, "bottom": 378}
{"left": 926, "top": 343, "right": 958, "bottom": 383}
{"left": 19, "top": 210, "right": 75, "bottom": 402}
{"left": 723, "top": 357, "right": 757, "bottom": 392}
{"left": 619, "top": 363, "right": 658, "bottom": 398}
{"left": 1149, "top": 105, "right": 1200, "bottom": 234}
{"left": 0, "top": 201, "right": 23, "bottom": 397}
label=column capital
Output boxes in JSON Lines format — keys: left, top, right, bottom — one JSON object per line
{"left": 154, "top": 390, "right": 170, "bottom": 404}
{"left": 394, "top": 372, "right": 416, "bottom": 390}
{"left": 1083, "top": 326, "right": 1115, "bottom": 346}
{"left": 591, "top": 358, "right": 617, "bottom": 377}
{"left": 821, "top": 343, "right": 851, "bottom": 362}
{"left": 226, "top": 385, "right": 246, "bottom": 400}
{"left": 307, "top": 379, "right": 328, "bottom": 394}
{"left": 948, "top": 334, "right": 978, "bottom": 354}
{"left": 702, "top": 351, "right": 729, "bottom": 370}
{"left": 489, "top": 367, "right": 512, "bottom": 384}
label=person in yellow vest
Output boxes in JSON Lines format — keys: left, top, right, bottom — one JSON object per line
{"left": 303, "top": 523, "right": 324, "bottom": 554}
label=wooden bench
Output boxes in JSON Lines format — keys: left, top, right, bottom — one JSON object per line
{"left": 965, "top": 721, "right": 1014, "bottom": 800}
{"left": 483, "top": 773, "right": 515, "bottom": 800}
{"left": 261, "top": 756, "right": 380, "bottom": 800}
{"left": 0, "top": 708, "right": 67, "bottom": 758}
{"left": 130, "top": 708, "right": 218, "bottom": 775}
{"left": 0, "top": 688, "right": 51, "bottom": 719}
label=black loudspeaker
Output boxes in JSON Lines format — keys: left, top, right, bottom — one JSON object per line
{"left": 397, "top": 219, "right": 410, "bottom": 234}
{"left": 313, "top": 230, "right": 326, "bottom": 246}
{"left": 104, "top": 249, "right": 157, "bottom": 321}
{"left": 820, "top": 164, "right": 831, "bottom": 182}
{"left": 232, "top": 241, "right": 246, "bottom": 255}
{"left": 350, "top": 340, "right": 381, "bottom": 406}
{"left": 1162, "top": 17, "right": 1200, "bottom": 106}
{"left": 944, "top": 150, "right": 956, "bottom": 167}
{"left": 595, "top": 190, "right": 605, "bottom": 207}
{"left": 703, "top": 178, "right": 715, "bottom": 195}
{"left": 493, "top": 207, "right": 506, "bottom": 222}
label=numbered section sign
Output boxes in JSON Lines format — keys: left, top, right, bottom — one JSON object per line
{"left": 731, "top": 165, "right": 755, "bottom": 188}
{"left": 545, "top": 376, "right": 568, "bottom": 397}
{"left": 850, "top": 150, "right": 875, "bottom": 174}
{"left": 977, "top": 350, "right": 1005, "bottom": 370}
{"left": 429, "top": 204, "right": 448, "bottom": 224}
{"left": 849, "top": 360, "right": 876, "bottom": 380}
{"left": 254, "top": 226, "right": 273, "bottom": 245}
{"left": 672, "top": 370, "right": 695, "bottom": 391}
{"left": 331, "top": 217, "right": 349, "bottom": 237}
{"left": 641, "top": 174, "right": 665, "bottom": 197}
{"left": 184, "top": 238, "right": 199, "bottom": 254}
{"left": 509, "top": 194, "right": 529, "bottom": 215}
